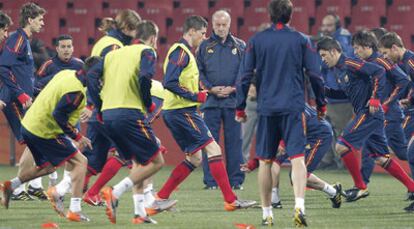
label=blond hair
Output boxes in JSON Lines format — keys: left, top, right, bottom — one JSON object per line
{"left": 99, "top": 9, "right": 141, "bottom": 33}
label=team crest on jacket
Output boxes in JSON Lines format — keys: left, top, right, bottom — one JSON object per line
{"left": 208, "top": 49, "right": 214, "bottom": 53}
{"left": 344, "top": 74, "right": 349, "bottom": 83}
{"left": 232, "top": 48, "right": 237, "bottom": 55}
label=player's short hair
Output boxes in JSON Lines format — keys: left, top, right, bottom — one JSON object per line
{"left": 55, "top": 34, "right": 73, "bottom": 46}
{"left": 268, "top": 0, "right": 293, "bottom": 24}
{"left": 370, "top": 27, "right": 387, "bottom": 41}
{"left": 19, "top": 2, "right": 46, "bottom": 27}
{"left": 83, "top": 56, "right": 102, "bottom": 72}
{"left": 317, "top": 36, "right": 342, "bottom": 53}
{"left": 136, "top": 20, "right": 158, "bottom": 40}
{"left": 378, "top": 32, "right": 404, "bottom": 49}
{"left": 0, "top": 11, "right": 12, "bottom": 29}
{"left": 183, "top": 15, "right": 208, "bottom": 34}
{"left": 352, "top": 30, "right": 378, "bottom": 51}
{"left": 99, "top": 9, "right": 141, "bottom": 33}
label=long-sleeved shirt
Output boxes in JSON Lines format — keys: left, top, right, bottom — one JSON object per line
{"left": 398, "top": 50, "right": 414, "bottom": 115}
{"left": 163, "top": 38, "right": 199, "bottom": 102}
{"left": 87, "top": 48, "right": 156, "bottom": 119}
{"left": 236, "top": 23, "right": 326, "bottom": 115}
{"left": 0, "top": 28, "right": 35, "bottom": 101}
{"left": 53, "top": 91, "right": 84, "bottom": 139}
{"left": 367, "top": 52, "right": 409, "bottom": 122}
{"left": 197, "top": 32, "right": 245, "bottom": 109}
{"left": 35, "top": 56, "right": 84, "bottom": 94}
{"left": 322, "top": 27, "right": 354, "bottom": 104}
{"left": 325, "top": 54, "right": 386, "bottom": 119}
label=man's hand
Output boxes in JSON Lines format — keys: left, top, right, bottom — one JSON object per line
{"left": 400, "top": 98, "right": 411, "bottom": 109}
{"left": 247, "top": 85, "right": 257, "bottom": 99}
{"left": 0, "top": 100, "right": 6, "bottom": 110}
{"left": 18, "top": 93, "right": 33, "bottom": 109}
{"left": 240, "top": 163, "right": 252, "bottom": 173}
{"left": 75, "top": 135, "right": 92, "bottom": 151}
{"left": 368, "top": 99, "right": 381, "bottom": 114}
{"left": 80, "top": 107, "right": 93, "bottom": 123}
{"left": 235, "top": 109, "right": 247, "bottom": 123}
{"left": 220, "top": 86, "right": 236, "bottom": 96}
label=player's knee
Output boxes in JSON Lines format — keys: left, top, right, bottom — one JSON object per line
{"left": 187, "top": 153, "right": 202, "bottom": 167}
{"left": 374, "top": 156, "right": 390, "bottom": 167}
{"left": 335, "top": 143, "right": 349, "bottom": 156}
{"left": 204, "top": 141, "right": 222, "bottom": 158}
{"left": 152, "top": 153, "right": 165, "bottom": 168}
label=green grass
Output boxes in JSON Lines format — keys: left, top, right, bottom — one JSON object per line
{"left": 0, "top": 165, "right": 413, "bottom": 229}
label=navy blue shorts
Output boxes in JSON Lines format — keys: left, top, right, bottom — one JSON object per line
{"left": 256, "top": 113, "right": 306, "bottom": 160}
{"left": 103, "top": 112, "right": 160, "bottom": 165}
{"left": 21, "top": 126, "right": 79, "bottom": 168}
{"left": 338, "top": 113, "right": 389, "bottom": 157}
{"left": 83, "top": 121, "right": 120, "bottom": 174}
{"left": 275, "top": 118, "right": 332, "bottom": 173}
{"left": 162, "top": 107, "right": 214, "bottom": 154}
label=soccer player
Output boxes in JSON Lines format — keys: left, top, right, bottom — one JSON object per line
{"left": 0, "top": 11, "right": 12, "bottom": 111}
{"left": 0, "top": 3, "right": 45, "bottom": 201}
{"left": 81, "top": 10, "right": 141, "bottom": 205}
{"left": 153, "top": 15, "right": 255, "bottom": 215}
{"left": 35, "top": 34, "right": 84, "bottom": 92}
{"left": 377, "top": 32, "right": 414, "bottom": 211}
{"left": 23, "top": 34, "right": 85, "bottom": 198}
{"left": 236, "top": 0, "right": 326, "bottom": 226}
{"left": 0, "top": 57, "right": 101, "bottom": 222}
{"left": 351, "top": 30, "right": 412, "bottom": 188}
{"left": 242, "top": 104, "right": 342, "bottom": 212}
{"left": 317, "top": 37, "right": 414, "bottom": 205}
{"left": 87, "top": 20, "right": 175, "bottom": 224}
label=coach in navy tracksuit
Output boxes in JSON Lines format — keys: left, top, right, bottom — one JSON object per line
{"left": 197, "top": 10, "right": 245, "bottom": 189}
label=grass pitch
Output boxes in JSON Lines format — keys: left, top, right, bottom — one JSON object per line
{"left": 0, "top": 165, "right": 413, "bottom": 229}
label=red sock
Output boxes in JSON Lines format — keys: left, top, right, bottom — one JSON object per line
{"left": 341, "top": 150, "right": 367, "bottom": 190}
{"left": 208, "top": 156, "right": 237, "bottom": 203}
{"left": 384, "top": 159, "right": 414, "bottom": 192}
{"left": 87, "top": 157, "right": 123, "bottom": 196}
{"left": 157, "top": 160, "right": 195, "bottom": 199}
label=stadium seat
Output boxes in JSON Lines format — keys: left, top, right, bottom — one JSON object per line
{"left": 173, "top": 0, "right": 209, "bottom": 18}
{"left": 36, "top": 0, "right": 67, "bottom": 16}
{"left": 209, "top": 0, "right": 244, "bottom": 18}
{"left": 35, "top": 9, "right": 61, "bottom": 48}
{"left": 137, "top": 0, "right": 173, "bottom": 37}
{"left": 348, "top": 0, "right": 385, "bottom": 33}
{"left": 66, "top": 0, "right": 102, "bottom": 37}
{"left": 284, "top": 0, "right": 315, "bottom": 34}
{"left": 386, "top": 0, "right": 414, "bottom": 25}
{"left": 167, "top": 16, "right": 185, "bottom": 42}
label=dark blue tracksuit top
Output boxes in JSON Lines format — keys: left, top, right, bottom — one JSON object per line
{"left": 197, "top": 32, "right": 245, "bottom": 109}
{"left": 236, "top": 23, "right": 326, "bottom": 115}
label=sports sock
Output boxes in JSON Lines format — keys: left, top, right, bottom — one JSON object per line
{"left": 87, "top": 157, "right": 123, "bottom": 196}
{"left": 133, "top": 194, "right": 147, "bottom": 217}
{"left": 157, "top": 159, "right": 195, "bottom": 199}
{"left": 340, "top": 150, "right": 367, "bottom": 189}
{"left": 208, "top": 156, "right": 237, "bottom": 203}
{"left": 113, "top": 177, "right": 134, "bottom": 199}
